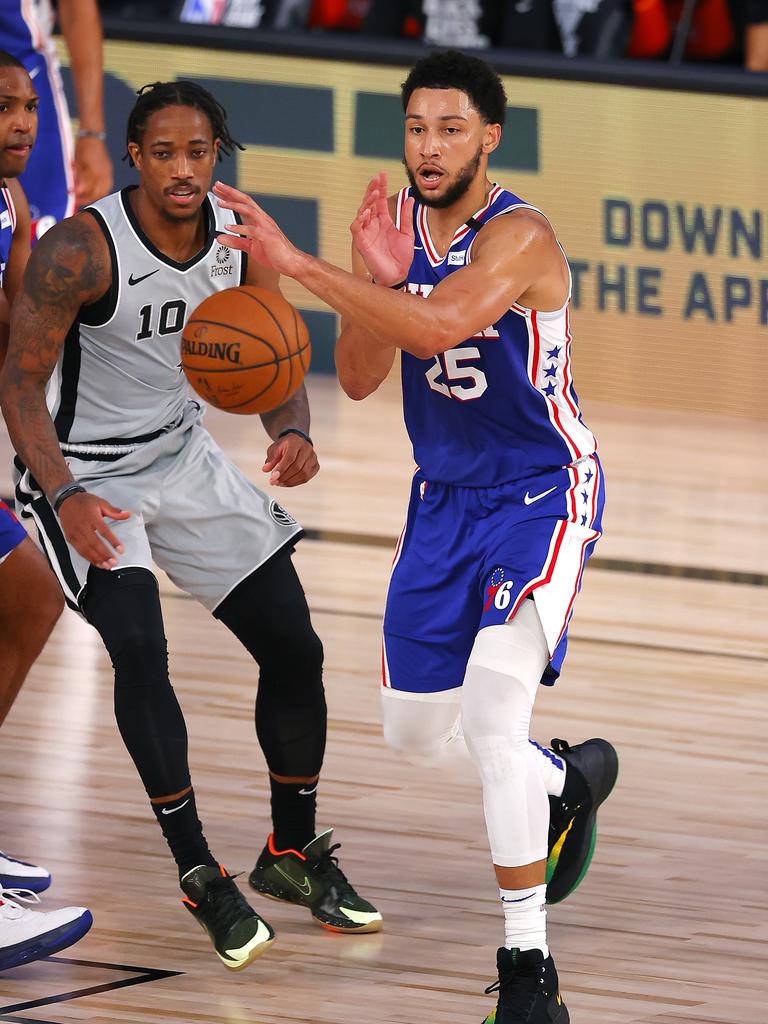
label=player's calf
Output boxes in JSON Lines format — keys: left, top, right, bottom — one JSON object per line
{"left": 546, "top": 737, "right": 619, "bottom": 904}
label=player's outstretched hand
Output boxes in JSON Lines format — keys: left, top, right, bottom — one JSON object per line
{"left": 214, "top": 182, "right": 303, "bottom": 278}
{"left": 262, "top": 434, "right": 319, "bottom": 488}
{"left": 58, "top": 491, "right": 130, "bottom": 570}
{"left": 350, "top": 172, "right": 415, "bottom": 287}
{"left": 74, "top": 136, "right": 114, "bottom": 207}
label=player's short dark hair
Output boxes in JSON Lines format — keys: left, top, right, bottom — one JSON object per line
{"left": 401, "top": 50, "right": 507, "bottom": 126}
{"left": 0, "top": 50, "right": 28, "bottom": 74}
{"left": 125, "top": 80, "right": 244, "bottom": 165}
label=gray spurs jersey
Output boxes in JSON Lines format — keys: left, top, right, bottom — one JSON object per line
{"left": 46, "top": 187, "right": 246, "bottom": 455}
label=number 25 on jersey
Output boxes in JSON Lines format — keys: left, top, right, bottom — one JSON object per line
{"left": 425, "top": 346, "right": 488, "bottom": 401}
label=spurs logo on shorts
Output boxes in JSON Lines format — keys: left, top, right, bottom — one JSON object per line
{"left": 269, "top": 501, "right": 298, "bottom": 528}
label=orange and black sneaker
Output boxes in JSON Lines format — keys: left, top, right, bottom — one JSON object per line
{"left": 180, "top": 864, "right": 275, "bottom": 970}
{"left": 546, "top": 737, "right": 619, "bottom": 905}
{"left": 249, "top": 829, "right": 383, "bottom": 933}
{"left": 482, "top": 947, "right": 569, "bottom": 1023}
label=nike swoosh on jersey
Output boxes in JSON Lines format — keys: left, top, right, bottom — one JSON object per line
{"left": 29, "top": 66, "right": 41, "bottom": 79}
{"left": 161, "top": 799, "right": 190, "bottom": 815}
{"left": 274, "top": 864, "right": 312, "bottom": 896}
{"left": 523, "top": 486, "right": 557, "bottom": 505}
{"left": 128, "top": 269, "right": 160, "bottom": 286}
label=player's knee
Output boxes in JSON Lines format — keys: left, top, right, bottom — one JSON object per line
{"left": 83, "top": 567, "right": 169, "bottom": 688}
{"left": 381, "top": 700, "right": 454, "bottom": 764}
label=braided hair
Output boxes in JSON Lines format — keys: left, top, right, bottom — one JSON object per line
{"left": 125, "top": 80, "right": 244, "bottom": 166}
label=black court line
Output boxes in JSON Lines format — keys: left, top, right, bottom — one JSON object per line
{"left": 0, "top": 955, "right": 183, "bottom": 1020}
{"left": 0, "top": 495, "right": 763, "bottom": 587}
{"left": 301, "top": 528, "right": 768, "bottom": 587}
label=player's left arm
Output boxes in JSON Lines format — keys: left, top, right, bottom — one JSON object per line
{"left": 244, "top": 259, "right": 318, "bottom": 488}
{"left": 58, "top": 0, "right": 113, "bottom": 205}
{"left": 4, "top": 179, "right": 31, "bottom": 308}
{"left": 215, "top": 182, "right": 562, "bottom": 359}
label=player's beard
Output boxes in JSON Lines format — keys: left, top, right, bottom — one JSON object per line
{"left": 403, "top": 145, "right": 483, "bottom": 209}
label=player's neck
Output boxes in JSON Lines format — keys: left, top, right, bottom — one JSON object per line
{"left": 131, "top": 187, "right": 208, "bottom": 263}
{"left": 423, "top": 176, "right": 494, "bottom": 254}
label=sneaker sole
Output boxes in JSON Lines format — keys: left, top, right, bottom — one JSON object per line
{"left": 0, "top": 874, "right": 52, "bottom": 894}
{"left": 217, "top": 935, "right": 276, "bottom": 971}
{"left": 0, "top": 910, "right": 93, "bottom": 971}
{"left": 257, "top": 888, "right": 383, "bottom": 934}
{"left": 546, "top": 740, "right": 619, "bottom": 905}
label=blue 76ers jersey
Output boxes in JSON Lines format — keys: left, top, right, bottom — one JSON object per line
{"left": 396, "top": 185, "right": 597, "bottom": 486}
{"left": 0, "top": 184, "right": 16, "bottom": 287}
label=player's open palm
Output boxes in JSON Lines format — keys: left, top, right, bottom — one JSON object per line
{"left": 214, "top": 182, "right": 301, "bottom": 276}
{"left": 58, "top": 491, "right": 130, "bottom": 570}
{"left": 351, "top": 173, "right": 414, "bottom": 287}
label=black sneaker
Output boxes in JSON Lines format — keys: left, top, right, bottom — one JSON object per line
{"left": 482, "top": 947, "right": 569, "bottom": 1023}
{"left": 249, "top": 829, "right": 383, "bottom": 933}
{"left": 181, "top": 864, "right": 275, "bottom": 970}
{"left": 546, "top": 737, "right": 619, "bottom": 904}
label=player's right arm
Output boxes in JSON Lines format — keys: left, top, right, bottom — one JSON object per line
{"left": 335, "top": 244, "right": 398, "bottom": 401}
{"left": 335, "top": 179, "right": 412, "bottom": 400}
{"left": 0, "top": 215, "right": 129, "bottom": 569}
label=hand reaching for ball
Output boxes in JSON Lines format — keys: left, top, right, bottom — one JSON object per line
{"left": 214, "top": 182, "right": 305, "bottom": 277}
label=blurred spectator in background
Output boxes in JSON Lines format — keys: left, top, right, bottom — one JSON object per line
{"left": 360, "top": 0, "right": 633, "bottom": 57}
{"left": 0, "top": 0, "right": 112, "bottom": 239}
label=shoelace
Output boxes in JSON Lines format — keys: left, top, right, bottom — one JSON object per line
{"left": 0, "top": 886, "right": 41, "bottom": 919}
{"left": 483, "top": 968, "right": 541, "bottom": 1023}
{"left": 310, "top": 844, "right": 358, "bottom": 902}
{"left": 204, "top": 874, "right": 254, "bottom": 931}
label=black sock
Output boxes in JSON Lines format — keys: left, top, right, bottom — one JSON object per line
{"left": 269, "top": 777, "right": 317, "bottom": 852}
{"left": 150, "top": 788, "right": 218, "bottom": 880}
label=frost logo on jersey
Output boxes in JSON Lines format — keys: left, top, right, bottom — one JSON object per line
{"left": 269, "top": 500, "right": 297, "bottom": 528}
{"left": 484, "top": 568, "right": 513, "bottom": 612}
{"left": 211, "top": 245, "right": 233, "bottom": 278}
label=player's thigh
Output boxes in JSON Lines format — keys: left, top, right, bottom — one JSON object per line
{"left": 383, "top": 478, "right": 480, "bottom": 695}
{"left": 148, "top": 426, "right": 303, "bottom": 611}
{"left": 0, "top": 535, "right": 63, "bottom": 633}
{"left": 14, "top": 462, "right": 153, "bottom": 612}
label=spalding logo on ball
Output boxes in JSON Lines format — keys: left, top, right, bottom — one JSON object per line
{"left": 181, "top": 286, "right": 311, "bottom": 414}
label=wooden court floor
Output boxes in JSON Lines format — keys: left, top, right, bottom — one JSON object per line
{"left": 1, "top": 376, "right": 766, "bottom": 1023}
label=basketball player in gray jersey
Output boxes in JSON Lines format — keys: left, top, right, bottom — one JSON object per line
{"left": 0, "top": 81, "right": 381, "bottom": 971}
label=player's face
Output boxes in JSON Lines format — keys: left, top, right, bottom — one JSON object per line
{"left": 0, "top": 66, "right": 38, "bottom": 179}
{"left": 130, "top": 106, "right": 220, "bottom": 222}
{"left": 403, "top": 88, "right": 499, "bottom": 209}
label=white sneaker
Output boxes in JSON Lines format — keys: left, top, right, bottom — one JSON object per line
{"left": 0, "top": 851, "right": 51, "bottom": 893}
{"left": 0, "top": 887, "right": 92, "bottom": 971}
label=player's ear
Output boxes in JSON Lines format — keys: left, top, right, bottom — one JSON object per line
{"left": 127, "top": 141, "right": 142, "bottom": 169}
{"left": 212, "top": 137, "right": 221, "bottom": 161}
{"left": 483, "top": 123, "right": 501, "bottom": 155}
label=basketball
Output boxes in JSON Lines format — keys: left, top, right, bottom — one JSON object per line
{"left": 181, "top": 286, "right": 311, "bottom": 414}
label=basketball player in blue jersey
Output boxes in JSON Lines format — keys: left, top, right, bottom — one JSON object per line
{"left": 215, "top": 49, "right": 618, "bottom": 1021}
{"left": 0, "top": 79, "right": 381, "bottom": 972}
{"left": 0, "top": 0, "right": 112, "bottom": 240}
{"left": 0, "top": 49, "right": 93, "bottom": 972}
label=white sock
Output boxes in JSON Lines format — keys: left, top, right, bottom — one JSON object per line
{"left": 500, "top": 884, "right": 548, "bottom": 958}
{"left": 528, "top": 739, "right": 567, "bottom": 798}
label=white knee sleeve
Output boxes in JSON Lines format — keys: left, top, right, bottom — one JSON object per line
{"left": 381, "top": 690, "right": 470, "bottom": 766}
{"left": 461, "top": 600, "right": 551, "bottom": 867}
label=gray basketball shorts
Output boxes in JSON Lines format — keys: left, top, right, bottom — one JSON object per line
{"left": 14, "top": 415, "right": 303, "bottom": 613}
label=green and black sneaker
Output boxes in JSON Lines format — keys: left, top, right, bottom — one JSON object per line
{"left": 181, "top": 864, "right": 275, "bottom": 970}
{"left": 546, "top": 737, "right": 619, "bottom": 904}
{"left": 249, "top": 829, "right": 383, "bottom": 934}
{"left": 482, "top": 948, "right": 569, "bottom": 1023}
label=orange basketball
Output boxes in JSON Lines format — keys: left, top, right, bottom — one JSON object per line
{"left": 181, "top": 286, "right": 311, "bottom": 414}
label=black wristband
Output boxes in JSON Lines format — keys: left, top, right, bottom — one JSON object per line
{"left": 372, "top": 277, "right": 407, "bottom": 290}
{"left": 278, "top": 427, "right": 313, "bottom": 446}
{"left": 52, "top": 482, "right": 86, "bottom": 514}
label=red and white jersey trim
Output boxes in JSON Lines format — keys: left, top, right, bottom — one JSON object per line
{"left": 1, "top": 187, "right": 17, "bottom": 232}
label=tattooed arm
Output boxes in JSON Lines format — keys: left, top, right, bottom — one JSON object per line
{"left": 0, "top": 214, "right": 130, "bottom": 568}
